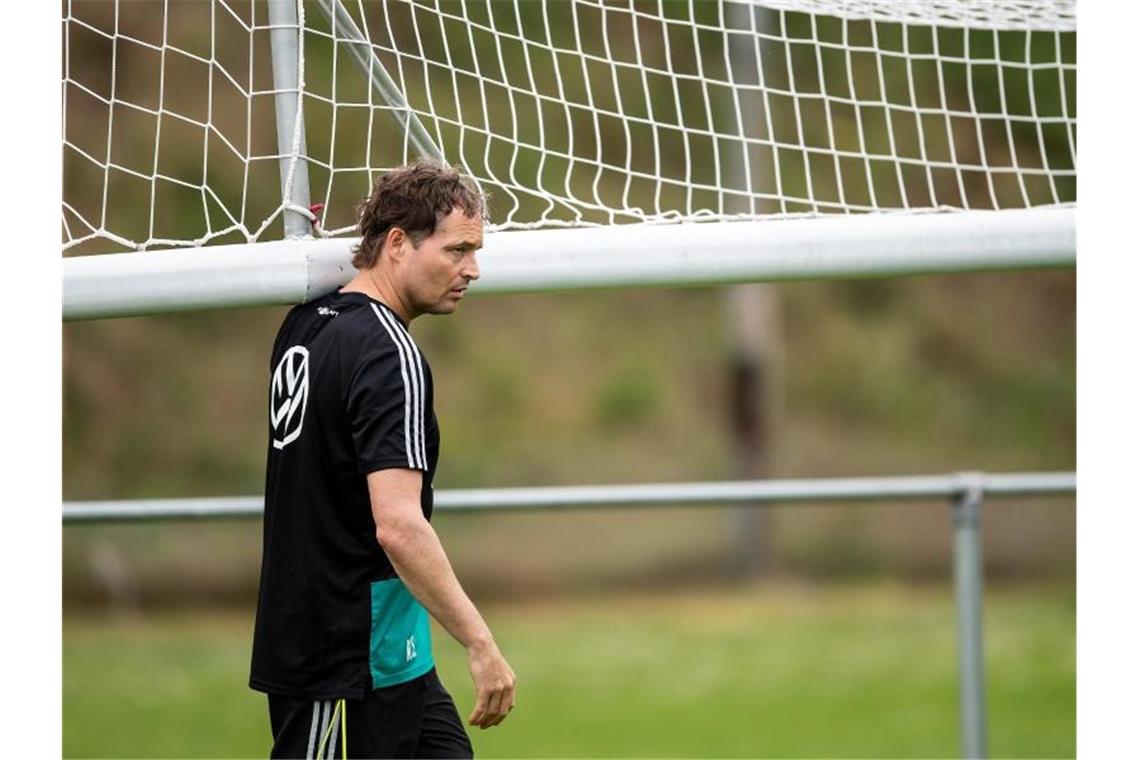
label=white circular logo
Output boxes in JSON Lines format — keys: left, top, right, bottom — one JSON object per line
{"left": 270, "top": 346, "right": 309, "bottom": 450}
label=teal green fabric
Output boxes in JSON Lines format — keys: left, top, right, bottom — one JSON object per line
{"left": 369, "top": 578, "right": 435, "bottom": 689}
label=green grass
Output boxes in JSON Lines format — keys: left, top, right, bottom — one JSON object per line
{"left": 63, "top": 581, "right": 1074, "bottom": 759}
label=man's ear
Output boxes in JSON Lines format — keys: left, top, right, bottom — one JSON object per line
{"left": 384, "top": 227, "right": 407, "bottom": 263}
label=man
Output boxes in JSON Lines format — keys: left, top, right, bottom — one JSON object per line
{"left": 250, "top": 161, "right": 516, "bottom": 759}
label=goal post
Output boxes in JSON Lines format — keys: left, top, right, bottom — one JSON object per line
{"left": 62, "top": 0, "right": 1076, "bottom": 320}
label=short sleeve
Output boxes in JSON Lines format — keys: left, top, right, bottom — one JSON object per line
{"left": 346, "top": 337, "right": 429, "bottom": 474}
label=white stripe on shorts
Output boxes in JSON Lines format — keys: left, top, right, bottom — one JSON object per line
{"left": 316, "top": 700, "right": 331, "bottom": 759}
{"left": 326, "top": 701, "right": 341, "bottom": 759}
{"left": 305, "top": 700, "right": 320, "bottom": 759}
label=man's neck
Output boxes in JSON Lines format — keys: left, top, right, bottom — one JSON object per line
{"left": 340, "top": 267, "right": 415, "bottom": 324}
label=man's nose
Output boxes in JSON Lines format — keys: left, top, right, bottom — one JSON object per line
{"left": 463, "top": 253, "right": 480, "bottom": 282}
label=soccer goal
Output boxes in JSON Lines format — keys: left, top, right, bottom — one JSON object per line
{"left": 62, "top": 0, "right": 1076, "bottom": 319}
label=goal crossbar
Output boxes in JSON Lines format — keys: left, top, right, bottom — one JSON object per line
{"left": 63, "top": 206, "right": 1074, "bottom": 320}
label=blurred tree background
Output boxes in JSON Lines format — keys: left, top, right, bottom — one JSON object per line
{"left": 62, "top": 269, "right": 1075, "bottom": 607}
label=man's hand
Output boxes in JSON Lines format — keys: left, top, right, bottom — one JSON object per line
{"left": 466, "top": 639, "right": 517, "bottom": 729}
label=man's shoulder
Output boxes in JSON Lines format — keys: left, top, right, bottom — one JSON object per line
{"left": 323, "top": 294, "right": 425, "bottom": 362}
{"left": 273, "top": 292, "right": 422, "bottom": 372}
{"left": 277, "top": 292, "right": 378, "bottom": 339}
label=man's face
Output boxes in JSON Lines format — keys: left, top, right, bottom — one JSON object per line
{"left": 399, "top": 207, "right": 483, "bottom": 316}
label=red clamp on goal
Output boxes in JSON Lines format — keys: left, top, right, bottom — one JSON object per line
{"left": 309, "top": 203, "right": 324, "bottom": 233}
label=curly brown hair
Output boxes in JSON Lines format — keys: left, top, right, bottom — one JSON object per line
{"left": 351, "top": 161, "right": 486, "bottom": 270}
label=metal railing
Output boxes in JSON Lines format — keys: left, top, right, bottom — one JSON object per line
{"left": 63, "top": 471, "right": 1073, "bottom": 520}
{"left": 63, "top": 470, "right": 1075, "bottom": 759}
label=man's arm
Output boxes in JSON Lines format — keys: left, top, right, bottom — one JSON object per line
{"left": 367, "top": 468, "right": 516, "bottom": 729}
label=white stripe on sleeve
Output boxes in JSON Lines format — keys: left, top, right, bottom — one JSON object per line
{"left": 386, "top": 316, "right": 429, "bottom": 468}
{"left": 371, "top": 304, "right": 426, "bottom": 469}
{"left": 370, "top": 304, "right": 420, "bottom": 469}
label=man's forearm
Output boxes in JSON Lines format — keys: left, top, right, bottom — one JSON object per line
{"left": 378, "top": 516, "right": 494, "bottom": 650}
{"left": 369, "top": 470, "right": 517, "bottom": 730}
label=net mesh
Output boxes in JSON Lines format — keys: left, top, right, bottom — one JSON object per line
{"left": 62, "top": 0, "right": 1077, "bottom": 254}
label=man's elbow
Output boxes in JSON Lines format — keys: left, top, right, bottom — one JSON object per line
{"left": 375, "top": 513, "right": 428, "bottom": 554}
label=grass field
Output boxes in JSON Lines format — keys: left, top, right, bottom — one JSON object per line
{"left": 63, "top": 580, "right": 1074, "bottom": 758}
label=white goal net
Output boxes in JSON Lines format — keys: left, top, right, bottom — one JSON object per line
{"left": 63, "top": 0, "right": 1076, "bottom": 250}
{"left": 62, "top": 0, "right": 1076, "bottom": 316}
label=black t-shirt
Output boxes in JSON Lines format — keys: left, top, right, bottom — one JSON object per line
{"left": 250, "top": 290, "right": 440, "bottom": 700}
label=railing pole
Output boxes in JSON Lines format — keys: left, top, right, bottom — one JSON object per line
{"left": 952, "top": 477, "right": 988, "bottom": 759}
{"left": 268, "top": 0, "right": 313, "bottom": 239}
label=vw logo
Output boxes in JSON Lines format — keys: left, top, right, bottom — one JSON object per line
{"left": 270, "top": 346, "right": 309, "bottom": 449}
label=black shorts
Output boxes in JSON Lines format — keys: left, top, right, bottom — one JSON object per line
{"left": 267, "top": 668, "right": 473, "bottom": 759}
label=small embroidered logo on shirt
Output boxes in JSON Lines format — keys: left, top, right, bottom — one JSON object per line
{"left": 406, "top": 636, "right": 417, "bottom": 662}
{"left": 317, "top": 306, "right": 339, "bottom": 317}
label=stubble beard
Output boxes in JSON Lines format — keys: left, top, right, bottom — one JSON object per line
{"left": 414, "top": 287, "right": 461, "bottom": 316}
